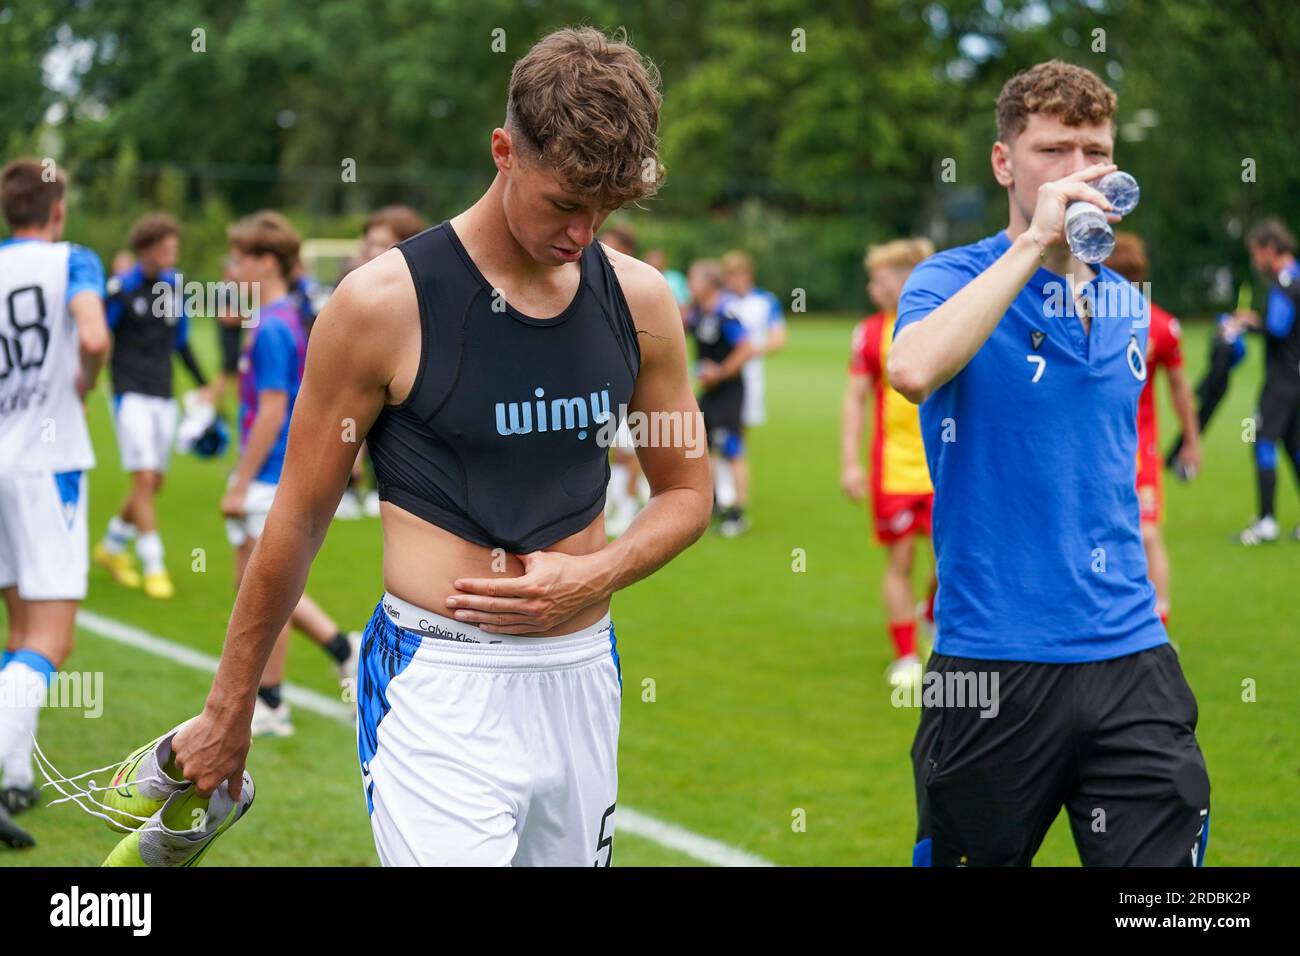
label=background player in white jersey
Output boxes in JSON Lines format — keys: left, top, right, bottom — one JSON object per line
{"left": 722, "top": 250, "right": 787, "bottom": 427}
{"left": 0, "top": 159, "right": 109, "bottom": 846}
{"left": 172, "top": 28, "right": 712, "bottom": 866}
{"left": 93, "top": 213, "right": 211, "bottom": 599}
{"left": 719, "top": 250, "right": 786, "bottom": 516}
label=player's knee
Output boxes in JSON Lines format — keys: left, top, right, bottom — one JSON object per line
{"left": 887, "top": 539, "right": 915, "bottom": 574}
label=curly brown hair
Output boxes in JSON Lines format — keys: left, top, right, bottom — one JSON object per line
{"left": 506, "top": 27, "right": 664, "bottom": 208}
{"left": 996, "top": 60, "right": 1117, "bottom": 142}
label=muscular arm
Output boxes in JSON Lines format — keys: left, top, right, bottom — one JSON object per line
{"left": 179, "top": 264, "right": 401, "bottom": 793}
{"left": 887, "top": 234, "right": 1045, "bottom": 404}
{"left": 585, "top": 267, "right": 714, "bottom": 595}
{"left": 888, "top": 162, "right": 1116, "bottom": 404}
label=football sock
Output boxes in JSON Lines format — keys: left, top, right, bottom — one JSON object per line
{"left": 0, "top": 650, "right": 56, "bottom": 790}
{"left": 889, "top": 620, "right": 917, "bottom": 659}
{"left": 135, "top": 531, "right": 166, "bottom": 575}
{"left": 713, "top": 457, "right": 737, "bottom": 509}
{"left": 323, "top": 632, "right": 351, "bottom": 664}
{"left": 104, "top": 516, "right": 137, "bottom": 555}
{"left": 257, "top": 685, "right": 282, "bottom": 709}
{"left": 1256, "top": 466, "right": 1276, "bottom": 521}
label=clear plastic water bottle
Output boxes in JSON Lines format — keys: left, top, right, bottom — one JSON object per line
{"left": 1099, "top": 171, "right": 1140, "bottom": 216}
{"left": 1064, "top": 171, "right": 1141, "bottom": 263}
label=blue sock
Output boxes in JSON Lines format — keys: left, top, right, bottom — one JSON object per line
{"left": 1, "top": 650, "right": 13, "bottom": 668}
{"left": 9, "top": 648, "right": 57, "bottom": 686}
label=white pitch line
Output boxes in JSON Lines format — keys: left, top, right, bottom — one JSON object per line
{"left": 75, "top": 608, "right": 776, "bottom": 868}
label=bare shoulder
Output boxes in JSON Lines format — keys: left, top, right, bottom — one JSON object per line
{"left": 598, "top": 243, "right": 680, "bottom": 344}
{"left": 306, "top": 248, "right": 417, "bottom": 389}
{"left": 321, "top": 249, "right": 416, "bottom": 335}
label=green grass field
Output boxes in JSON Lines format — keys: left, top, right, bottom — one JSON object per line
{"left": 3, "top": 314, "right": 1296, "bottom": 866}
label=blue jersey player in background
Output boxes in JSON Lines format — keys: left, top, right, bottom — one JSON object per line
{"left": 94, "top": 213, "right": 210, "bottom": 600}
{"left": 1233, "top": 218, "right": 1300, "bottom": 545}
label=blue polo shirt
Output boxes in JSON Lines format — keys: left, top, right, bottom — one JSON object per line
{"left": 895, "top": 230, "right": 1167, "bottom": 663}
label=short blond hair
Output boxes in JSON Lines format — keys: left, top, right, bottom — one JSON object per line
{"left": 865, "top": 238, "right": 934, "bottom": 273}
{"left": 721, "top": 250, "right": 754, "bottom": 275}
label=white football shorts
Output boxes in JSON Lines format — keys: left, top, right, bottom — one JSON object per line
{"left": 111, "top": 392, "right": 178, "bottom": 473}
{"left": 223, "top": 478, "right": 278, "bottom": 548}
{"left": 0, "top": 470, "right": 88, "bottom": 601}
{"left": 357, "top": 592, "right": 622, "bottom": 866}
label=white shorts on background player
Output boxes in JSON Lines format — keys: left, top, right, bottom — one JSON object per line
{"left": 0, "top": 239, "right": 96, "bottom": 601}
{"left": 741, "top": 362, "right": 767, "bottom": 427}
{"left": 112, "top": 392, "right": 178, "bottom": 472}
{"left": 224, "top": 478, "right": 278, "bottom": 548}
{"left": 0, "top": 471, "right": 89, "bottom": 601}
{"left": 359, "top": 593, "right": 622, "bottom": 866}
{"left": 731, "top": 289, "right": 784, "bottom": 428}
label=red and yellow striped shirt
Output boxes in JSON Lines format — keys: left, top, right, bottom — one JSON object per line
{"left": 849, "top": 311, "right": 932, "bottom": 496}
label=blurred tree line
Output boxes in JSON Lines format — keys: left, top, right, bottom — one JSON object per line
{"left": 2, "top": 0, "right": 1297, "bottom": 314}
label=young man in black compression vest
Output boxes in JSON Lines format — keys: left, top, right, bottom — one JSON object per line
{"left": 172, "top": 27, "right": 712, "bottom": 866}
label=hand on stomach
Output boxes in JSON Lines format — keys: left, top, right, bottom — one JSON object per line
{"left": 380, "top": 501, "right": 612, "bottom": 637}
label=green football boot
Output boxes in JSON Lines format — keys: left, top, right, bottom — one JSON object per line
{"left": 103, "top": 771, "right": 254, "bottom": 867}
{"left": 98, "top": 723, "right": 193, "bottom": 832}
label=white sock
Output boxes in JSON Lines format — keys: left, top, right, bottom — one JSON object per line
{"left": 103, "top": 515, "right": 137, "bottom": 555}
{"left": 714, "top": 457, "right": 737, "bottom": 509}
{"left": 0, "top": 659, "right": 49, "bottom": 789}
{"left": 136, "top": 530, "right": 165, "bottom": 575}
{"left": 2, "top": 708, "right": 36, "bottom": 789}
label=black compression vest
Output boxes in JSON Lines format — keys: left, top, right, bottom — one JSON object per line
{"left": 367, "top": 223, "right": 640, "bottom": 552}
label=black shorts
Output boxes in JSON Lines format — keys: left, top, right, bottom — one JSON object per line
{"left": 219, "top": 323, "right": 243, "bottom": 375}
{"left": 911, "top": 643, "right": 1210, "bottom": 867}
{"left": 699, "top": 386, "right": 744, "bottom": 449}
{"left": 1255, "top": 382, "right": 1300, "bottom": 445}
